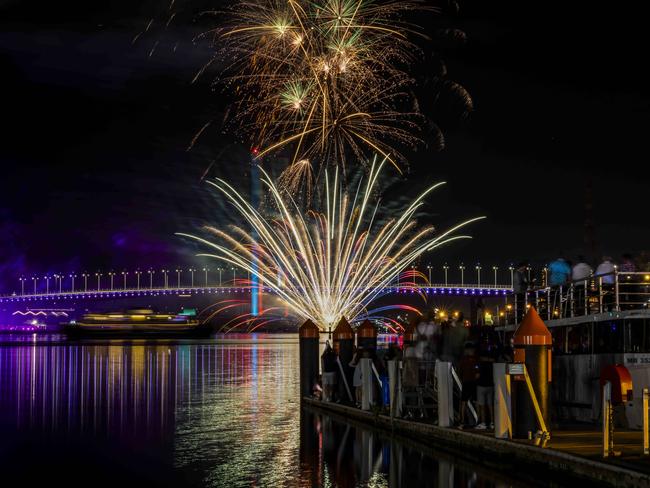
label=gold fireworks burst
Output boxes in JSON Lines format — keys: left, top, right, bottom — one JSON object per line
{"left": 179, "top": 157, "right": 483, "bottom": 330}
{"left": 204, "top": 0, "right": 430, "bottom": 173}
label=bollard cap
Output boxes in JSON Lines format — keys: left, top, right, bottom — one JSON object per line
{"left": 299, "top": 319, "right": 320, "bottom": 338}
{"left": 333, "top": 317, "right": 353, "bottom": 341}
{"left": 357, "top": 319, "right": 377, "bottom": 339}
{"left": 513, "top": 307, "right": 552, "bottom": 346}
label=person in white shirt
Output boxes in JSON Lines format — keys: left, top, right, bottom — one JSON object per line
{"left": 571, "top": 256, "right": 592, "bottom": 315}
{"left": 571, "top": 258, "right": 592, "bottom": 282}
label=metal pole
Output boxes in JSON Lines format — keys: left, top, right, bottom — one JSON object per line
{"left": 603, "top": 381, "right": 612, "bottom": 458}
{"left": 643, "top": 388, "right": 650, "bottom": 456}
{"left": 599, "top": 277, "right": 603, "bottom": 314}
{"left": 615, "top": 271, "right": 620, "bottom": 311}
{"left": 444, "top": 266, "right": 449, "bottom": 286}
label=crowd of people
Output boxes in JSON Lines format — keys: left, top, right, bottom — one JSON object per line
{"left": 316, "top": 311, "right": 510, "bottom": 431}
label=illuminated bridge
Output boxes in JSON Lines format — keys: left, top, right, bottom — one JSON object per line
{"left": 0, "top": 263, "right": 520, "bottom": 304}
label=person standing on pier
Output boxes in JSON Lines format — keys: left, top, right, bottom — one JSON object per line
{"left": 513, "top": 263, "right": 530, "bottom": 323}
{"left": 457, "top": 342, "right": 479, "bottom": 429}
{"left": 321, "top": 341, "right": 338, "bottom": 402}
{"left": 475, "top": 348, "right": 495, "bottom": 430}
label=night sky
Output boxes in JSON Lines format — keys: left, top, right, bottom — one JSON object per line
{"left": 2, "top": 0, "right": 649, "bottom": 291}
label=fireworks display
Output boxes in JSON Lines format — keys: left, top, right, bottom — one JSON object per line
{"left": 179, "top": 158, "right": 482, "bottom": 330}
{"left": 206, "top": 0, "right": 429, "bottom": 177}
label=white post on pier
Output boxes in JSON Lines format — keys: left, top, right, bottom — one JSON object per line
{"left": 361, "top": 358, "right": 373, "bottom": 411}
{"left": 436, "top": 361, "right": 454, "bottom": 427}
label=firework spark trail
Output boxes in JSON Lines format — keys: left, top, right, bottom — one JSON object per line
{"left": 198, "top": 0, "right": 433, "bottom": 186}
{"left": 179, "top": 156, "right": 483, "bottom": 330}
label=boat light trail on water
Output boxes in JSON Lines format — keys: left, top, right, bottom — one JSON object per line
{"left": 178, "top": 157, "right": 484, "bottom": 330}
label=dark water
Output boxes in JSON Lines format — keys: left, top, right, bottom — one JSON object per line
{"left": 0, "top": 334, "right": 536, "bottom": 487}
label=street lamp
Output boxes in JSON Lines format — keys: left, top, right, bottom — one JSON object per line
{"left": 189, "top": 268, "right": 195, "bottom": 287}
{"left": 45, "top": 275, "right": 51, "bottom": 294}
{"left": 95, "top": 272, "right": 102, "bottom": 291}
{"left": 232, "top": 267, "right": 236, "bottom": 284}
{"left": 70, "top": 274, "right": 77, "bottom": 292}
{"left": 427, "top": 264, "right": 432, "bottom": 284}
{"left": 162, "top": 269, "right": 169, "bottom": 288}
{"left": 135, "top": 270, "right": 142, "bottom": 290}
{"left": 122, "top": 271, "right": 128, "bottom": 290}
{"left": 443, "top": 264, "right": 449, "bottom": 286}
{"left": 82, "top": 273, "right": 88, "bottom": 292}
{"left": 218, "top": 267, "right": 223, "bottom": 286}
{"left": 19, "top": 276, "right": 25, "bottom": 296}
{"left": 476, "top": 264, "right": 482, "bottom": 287}
{"left": 32, "top": 276, "right": 37, "bottom": 294}
{"left": 108, "top": 271, "right": 116, "bottom": 291}
{"left": 492, "top": 266, "right": 499, "bottom": 287}
{"left": 175, "top": 268, "right": 181, "bottom": 289}
{"left": 459, "top": 265, "right": 465, "bottom": 287}
{"left": 148, "top": 269, "right": 154, "bottom": 289}
{"left": 203, "top": 267, "right": 208, "bottom": 287}
{"left": 509, "top": 265, "right": 515, "bottom": 287}
{"left": 57, "top": 273, "right": 63, "bottom": 293}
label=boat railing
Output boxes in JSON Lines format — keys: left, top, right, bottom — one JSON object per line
{"left": 503, "top": 270, "right": 650, "bottom": 325}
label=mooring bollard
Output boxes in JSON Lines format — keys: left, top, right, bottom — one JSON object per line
{"left": 299, "top": 319, "right": 320, "bottom": 399}
{"left": 333, "top": 317, "right": 354, "bottom": 403}
{"left": 512, "top": 307, "right": 552, "bottom": 439}
{"left": 356, "top": 319, "right": 377, "bottom": 352}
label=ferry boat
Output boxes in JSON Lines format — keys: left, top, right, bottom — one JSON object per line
{"left": 496, "top": 270, "right": 650, "bottom": 427}
{"left": 65, "top": 308, "right": 211, "bottom": 337}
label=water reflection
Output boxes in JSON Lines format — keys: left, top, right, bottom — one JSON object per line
{"left": 0, "top": 335, "right": 538, "bottom": 487}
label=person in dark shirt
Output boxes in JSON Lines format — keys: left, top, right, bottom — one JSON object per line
{"left": 457, "top": 342, "right": 478, "bottom": 429}
{"left": 475, "top": 349, "right": 495, "bottom": 430}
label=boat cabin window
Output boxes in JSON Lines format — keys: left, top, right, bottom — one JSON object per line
{"left": 552, "top": 324, "right": 591, "bottom": 355}
{"left": 624, "top": 319, "right": 650, "bottom": 353}
{"left": 593, "top": 321, "right": 624, "bottom": 354}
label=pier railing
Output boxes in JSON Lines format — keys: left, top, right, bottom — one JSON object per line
{"left": 504, "top": 271, "right": 650, "bottom": 325}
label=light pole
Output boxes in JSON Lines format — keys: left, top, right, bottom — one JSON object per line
{"left": 189, "top": 268, "right": 195, "bottom": 287}
{"left": 218, "top": 268, "right": 223, "bottom": 286}
{"left": 70, "top": 274, "right": 76, "bottom": 292}
{"left": 232, "top": 267, "right": 236, "bottom": 284}
{"left": 122, "top": 271, "right": 128, "bottom": 290}
{"left": 82, "top": 273, "right": 88, "bottom": 292}
{"left": 109, "top": 272, "right": 115, "bottom": 291}
{"left": 162, "top": 269, "right": 169, "bottom": 288}
{"left": 135, "top": 270, "right": 142, "bottom": 290}
{"left": 176, "top": 268, "right": 181, "bottom": 288}
{"left": 427, "top": 265, "right": 432, "bottom": 284}
{"left": 32, "top": 276, "right": 37, "bottom": 294}
{"left": 58, "top": 273, "right": 63, "bottom": 293}
{"left": 493, "top": 266, "right": 499, "bottom": 287}
{"left": 19, "top": 277, "right": 25, "bottom": 296}
{"left": 476, "top": 264, "right": 482, "bottom": 287}
{"left": 45, "top": 275, "right": 50, "bottom": 294}
{"left": 148, "top": 269, "right": 154, "bottom": 289}
{"left": 443, "top": 264, "right": 449, "bottom": 286}
{"left": 95, "top": 272, "right": 102, "bottom": 291}
{"left": 203, "top": 267, "right": 208, "bottom": 287}
{"left": 509, "top": 265, "right": 515, "bottom": 287}
{"left": 459, "top": 265, "right": 465, "bottom": 287}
